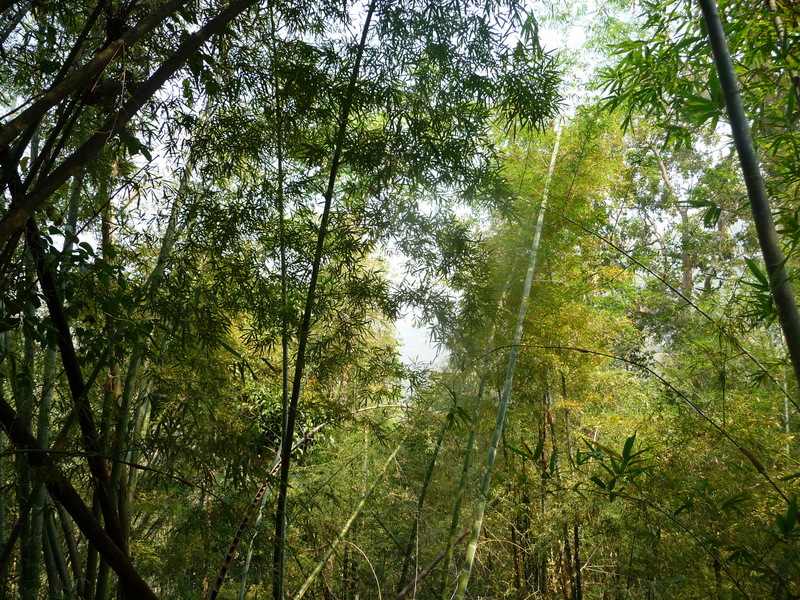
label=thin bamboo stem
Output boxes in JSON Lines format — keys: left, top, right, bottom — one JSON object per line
{"left": 454, "top": 124, "right": 562, "bottom": 600}
{"left": 291, "top": 445, "right": 402, "bottom": 600}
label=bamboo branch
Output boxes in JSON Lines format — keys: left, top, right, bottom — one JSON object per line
{"left": 0, "top": 0, "right": 190, "bottom": 149}
{"left": 491, "top": 343, "right": 790, "bottom": 504}
{"left": 0, "top": 0, "right": 261, "bottom": 248}
{"left": 397, "top": 415, "right": 448, "bottom": 592}
{"left": 210, "top": 403, "right": 399, "bottom": 600}
{"left": 557, "top": 211, "right": 800, "bottom": 413}
{"left": 438, "top": 376, "right": 484, "bottom": 600}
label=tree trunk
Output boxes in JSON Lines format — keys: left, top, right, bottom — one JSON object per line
{"left": 438, "top": 372, "right": 487, "bottom": 600}
{"left": 17, "top": 298, "right": 41, "bottom": 600}
{"left": 55, "top": 501, "right": 84, "bottom": 599}
{"left": 0, "top": 0, "right": 191, "bottom": 149}
{"left": 44, "top": 501, "right": 76, "bottom": 600}
{"left": 26, "top": 218, "right": 124, "bottom": 549}
{"left": 237, "top": 452, "right": 281, "bottom": 600}
{"left": 395, "top": 514, "right": 491, "bottom": 600}
{"left": 512, "top": 523, "right": 522, "bottom": 590}
{"left": 42, "top": 525, "right": 63, "bottom": 600}
{"left": 210, "top": 421, "right": 326, "bottom": 600}
{"left": 82, "top": 492, "right": 101, "bottom": 600}
{"left": 564, "top": 526, "right": 574, "bottom": 600}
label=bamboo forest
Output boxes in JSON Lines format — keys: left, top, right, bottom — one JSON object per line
{"left": 1, "top": 0, "right": 800, "bottom": 598}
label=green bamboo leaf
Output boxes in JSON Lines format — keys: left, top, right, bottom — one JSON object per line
{"left": 453, "top": 406, "right": 471, "bottom": 426}
{"left": 776, "top": 513, "right": 789, "bottom": 535}
{"left": 744, "top": 258, "right": 770, "bottom": 289}
{"left": 590, "top": 476, "right": 606, "bottom": 489}
{"left": 783, "top": 497, "right": 798, "bottom": 534}
{"left": 582, "top": 437, "right": 622, "bottom": 459}
{"left": 673, "top": 502, "right": 692, "bottom": 516}
{"left": 622, "top": 434, "right": 636, "bottom": 462}
{"left": 531, "top": 438, "right": 544, "bottom": 461}
{"left": 505, "top": 443, "right": 532, "bottom": 461}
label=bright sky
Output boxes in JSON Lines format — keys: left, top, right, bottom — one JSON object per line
{"left": 395, "top": 315, "right": 446, "bottom": 366}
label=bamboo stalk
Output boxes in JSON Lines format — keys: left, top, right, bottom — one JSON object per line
{"left": 272, "top": 2, "right": 378, "bottom": 597}
{"left": 291, "top": 445, "right": 402, "bottom": 600}
{"left": 0, "top": 0, "right": 191, "bottom": 148}
{"left": 698, "top": 0, "right": 800, "bottom": 393}
{"left": 453, "top": 124, "right": 562, "bottom": 600}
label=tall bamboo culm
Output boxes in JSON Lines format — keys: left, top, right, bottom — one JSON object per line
{"left": 698, "top": 0, "right": 800, "bottom": 394}
{"left": 453, "top": 124, "right": 562, "bottom": 600}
